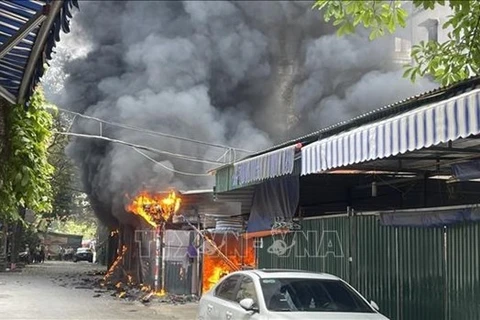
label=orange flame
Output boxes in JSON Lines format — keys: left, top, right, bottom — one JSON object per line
{"left": 155, "top": 288, "right": 167, "bottom": 297}
{"left": 202, "top": 234, "right": 256, "bottom": 293}
{"left": 207, "top": 266, "right": 230, "bottom": 289}
{"left": 126, "top": 191, "right": 181, "bottom": 227}
{"left": 103, "top": 245, "right": 128, "bottom": 282}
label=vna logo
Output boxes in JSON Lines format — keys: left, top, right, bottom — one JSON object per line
{"left": 267, "top": 230, "right": 344, "bottom": 258}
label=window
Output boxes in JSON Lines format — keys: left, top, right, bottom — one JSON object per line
{"left": 215, "top": 275, "right": 241, "bottom": 301}
{"left": 419, "top": 18, "right": 439, "bottom": 42}
{"left": 260, "top": 278, "right": 374, "bottom": 313}
{"left": 235, "top": 276, "right": 258, "bottom": 304}
{"left": 395, "top": 37, "right": 402, "bottom": 52}
{"left": 394, "top": 37, "right": 412, "bottom": 53}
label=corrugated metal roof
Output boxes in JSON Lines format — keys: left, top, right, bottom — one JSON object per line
{"left": 0, "top": 0, "right": 77, "bottom": 105}
{"left": 242, "top": 75, "right": 480, "bottom": 161}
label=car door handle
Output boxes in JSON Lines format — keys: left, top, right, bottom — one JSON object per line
{"left": 207, "top": 304, "right": 213, "bottom": 312}
{"left": 226, "top": 311, "right": 233, "bottom": 320}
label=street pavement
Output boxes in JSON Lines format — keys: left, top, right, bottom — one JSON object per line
{"left": 0, "top": 261, "right": 198, "bottom": 320}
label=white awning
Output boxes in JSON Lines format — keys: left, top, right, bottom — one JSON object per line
{"left": 302, "top": 88, "right": 480, "bottom": 176}
{"left": 232, "top": 144, "right": 297, "bottom": 187}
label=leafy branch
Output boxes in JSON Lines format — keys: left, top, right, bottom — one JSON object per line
{"left": 313, "top": 0, "right": 480, "bottom": 86}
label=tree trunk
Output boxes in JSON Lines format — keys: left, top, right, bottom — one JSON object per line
{"left": 9, "top": 207, "right": 26, "bottom": 266}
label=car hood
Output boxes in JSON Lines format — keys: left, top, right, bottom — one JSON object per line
{"left": 267, "top": 312, "right": 389, "bottom": 320}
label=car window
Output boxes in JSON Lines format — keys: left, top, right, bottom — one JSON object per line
{"left": 235, "top": 276, "right": 258, "bottom": 304}
{"left": 215, "top": 275, "right": 241, "bottom": 301}
{"left": 260, "top": 278, "right": 374, "bottom": 313}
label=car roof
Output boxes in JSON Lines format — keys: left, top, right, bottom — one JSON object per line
{"left": 233, "top": 269, "right": 341, "bottom": 281}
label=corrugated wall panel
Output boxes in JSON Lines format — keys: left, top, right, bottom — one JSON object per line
{"left": 397, "top": 227, "right": 445, "bottom": 320}
{"left": 446, "top": 222, "right": 480, "bottom": 320}
{"left": 257, "top": 215, "right": 480, "bottom": 320}
{"left": 354, "top": 216, "right": 398, "bottom": 319}
{"left": 314, "top": 217, "right": 350, "bottom": 280}
{"left": 257, "top": 216, "right": 350, "bottom": 277}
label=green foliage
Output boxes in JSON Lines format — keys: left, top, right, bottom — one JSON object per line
{"left": 313, "top": 1, "right": 408, "bottom": 40}
{"left": 0, "top": 88, "right": 55, "bottom": 221}
{"left": 313, "top": 0, "right": 480, "bottom": 86}
{"left": 51, "top": 217, "right": 97, "bottom": 239}
{"left": 46, "top": 113, "right": 84, "bottom": 219}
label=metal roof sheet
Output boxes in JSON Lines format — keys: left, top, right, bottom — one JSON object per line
{"left": 243, "top": 76, "right": 480, "bottom": 161}
{"left": 0, "top": 0, "right": 77, "bottom": 105}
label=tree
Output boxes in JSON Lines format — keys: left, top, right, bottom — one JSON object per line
{"left": 313, "top": 0, "right": 480, "bottom": 85}
{"left": 46, "top": 113, "right": 84, "bottom": 219}
{"left": 39, "top": 111, "right": 99, "bottom": 238}
{"left": 0, "top": 88, "right": 55, "bottom": 222}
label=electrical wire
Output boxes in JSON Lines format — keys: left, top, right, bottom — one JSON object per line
{"left": 133, "top": 147, "right": 212, "bottom": 177}
{"left": 54, "top": 131, "right": 224, "bottom": 165}
{"left": 215, "top": 148, "right": 231, "bottom": 162}
{"left": 52, "top": 106, "right": 254, "bottom": 154}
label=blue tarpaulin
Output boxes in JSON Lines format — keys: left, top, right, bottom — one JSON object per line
{"left": 380, "top": 204, "right": 480, "bottom": 227}
{"left": 246, "top": 175, "right": 299, "bottom": 233}
{"left": 451, "top": 160, "right": 480, "bottom": 181}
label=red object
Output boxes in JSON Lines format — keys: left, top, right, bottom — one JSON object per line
{"left": 295, "top": 143, "right": 303, "bottom": 150}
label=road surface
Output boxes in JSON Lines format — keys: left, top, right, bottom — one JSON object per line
{"left": 0, "top": 261, "right": 198, "bottom": 320}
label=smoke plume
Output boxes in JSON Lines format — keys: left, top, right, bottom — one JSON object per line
{"left": 43, "top": 1, "right": 436, "bottom": 227}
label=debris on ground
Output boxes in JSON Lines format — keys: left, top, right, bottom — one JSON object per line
{"left": 47, "top": 266, "right": 199, "bottom": 306}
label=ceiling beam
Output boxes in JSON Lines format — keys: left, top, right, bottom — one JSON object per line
{"left": 378, "top": 155, "right": 463, "bottom": 161}
{"left": 17, "top": 1, "right": 64, "bottom": 105}
{"left": 0, "top": 9, "right": 47, "bottom": 61}
{"left": 422, "top": 146, "right": 480, "bottom": 154}
{"left": 353, "top": 176, "right": 427, "bottom": 190}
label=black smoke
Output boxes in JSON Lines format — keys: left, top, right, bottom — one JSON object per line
{"left": 43, "top": 1, "right": 435, "bottom": 227}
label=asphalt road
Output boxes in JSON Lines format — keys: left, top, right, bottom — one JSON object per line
{"left": 0, "top": 261, "right": 197, "bottom": 320}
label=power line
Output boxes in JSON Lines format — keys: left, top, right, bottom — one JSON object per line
{"left": 52, "top": 106, "right": 254, "bottom": 154}
{"left": 133, "top": 148, "right": 211, "bottom": 177}
{"left": 54, "top": 131, "right": 224, "bottom": 166}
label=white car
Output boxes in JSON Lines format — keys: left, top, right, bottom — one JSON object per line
{"left": 197, "top": 269, "right": 389, "bottom": 320}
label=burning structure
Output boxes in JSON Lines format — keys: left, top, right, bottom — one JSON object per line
{"left": 99, "top": 188, "right": 253, "bottom": 297}
{"left": 126, "top": 190, "right": 181, "bottom": 294}
{"left": 201, "top": 231, "right": 255, "bottom": 292}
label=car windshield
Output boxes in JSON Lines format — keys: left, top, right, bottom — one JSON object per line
{"left": 260, "top": 278, "right": 374, "bottom": 313}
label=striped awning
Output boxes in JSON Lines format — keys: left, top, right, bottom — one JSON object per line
{"left": 0, "top": 0, "right": 76, "bottom": 105}
{"left": 301, "top": 88, "right": 480, "bottom": 176}
{"left": 232, "top": 144, "right": 297, "bottom": 187}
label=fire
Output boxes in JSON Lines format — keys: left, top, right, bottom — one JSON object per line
{"left": 103, "top": 245, "right": 128, "bottom": 282}
{"left": 208, "top": 266, "right": 230, "bottom": 287}
{"left": 155, "top": 289, "right": 167, "bottom": 297}
{"left": 126, "top": 190, "right": 181, "bottom": 227}
{"left": 202, "top": 233, "right": 256, "bottom": 293}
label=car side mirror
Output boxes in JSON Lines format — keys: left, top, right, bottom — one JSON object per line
{"left": 240, "top": 298, "right": 259, "bottom": 312}
{"left": 370, "top": 300, "right": 380, "bottom": 311}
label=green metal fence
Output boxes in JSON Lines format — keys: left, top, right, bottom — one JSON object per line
{"left": 257, "top": 215, "right": 480, "bottom": 320}
{"left": 446, "top": 222, "right": 480, "bottom": 320}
